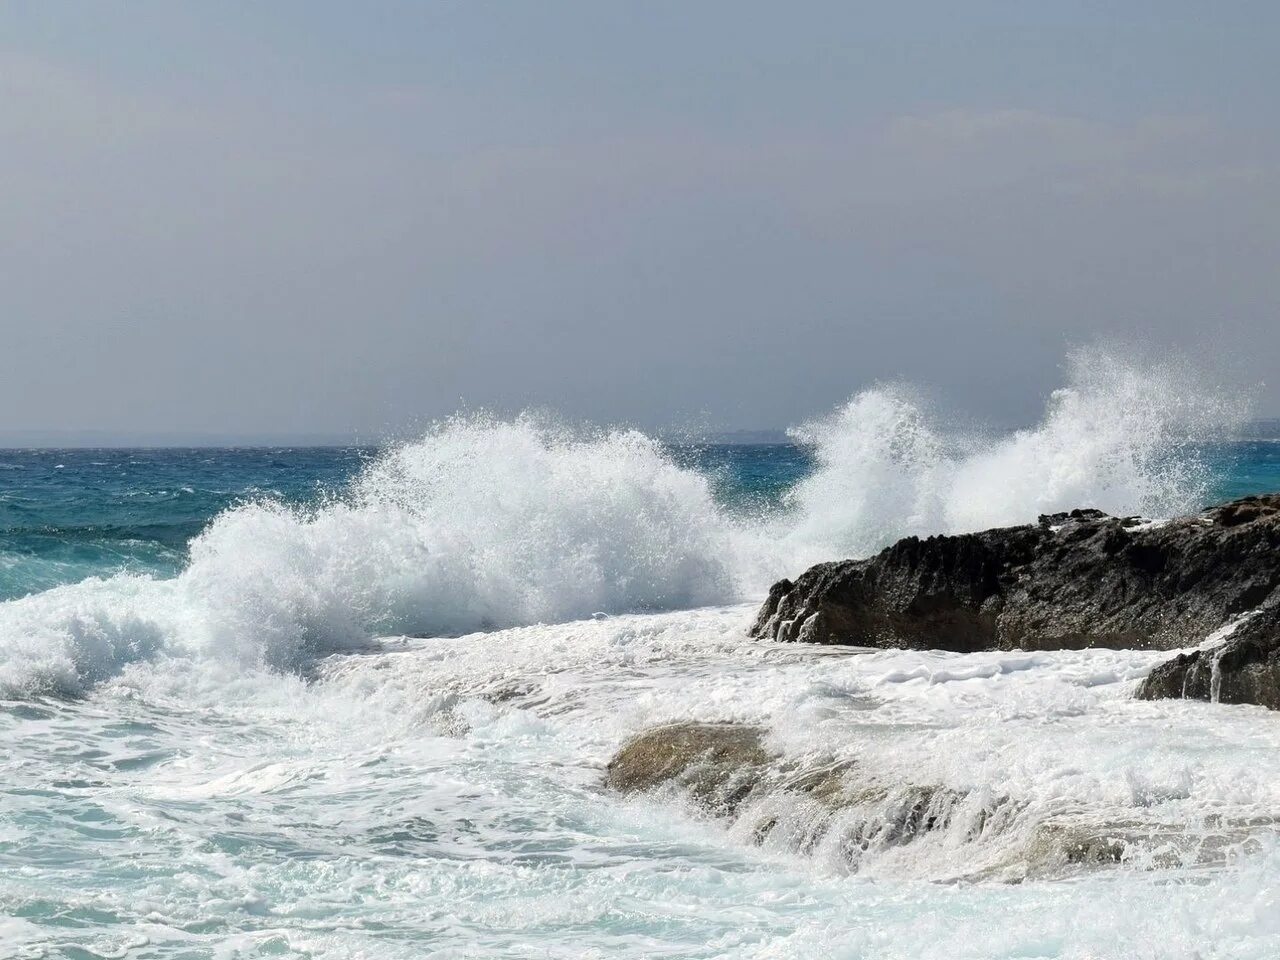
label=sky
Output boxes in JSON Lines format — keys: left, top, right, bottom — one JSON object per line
{"left": 2, "top": 2, "right": 1278, "bottom": 443}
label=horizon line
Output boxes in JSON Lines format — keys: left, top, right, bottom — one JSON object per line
{"left": 2, "top": 420, "right": 1280, "bottom": 450}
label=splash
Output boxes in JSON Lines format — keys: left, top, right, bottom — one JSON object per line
{"left": 0, "top": 417, "right": 743, "bottom": 695}
{"left": 0, "top": 349, "right": 1250, "bottom": 695}
{"left": 782, "top": 347, "right": 1244, "bottom": 560}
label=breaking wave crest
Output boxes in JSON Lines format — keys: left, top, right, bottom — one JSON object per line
{"left": 0, "top": 349, "right": 1249, "bottom": 695}
{"left": 0, "top": 419, "right": 741, "bottom": 695}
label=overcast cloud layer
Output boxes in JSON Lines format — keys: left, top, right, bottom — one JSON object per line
{"left": 2, "top": 2, "right": 1277, "bottom": 443}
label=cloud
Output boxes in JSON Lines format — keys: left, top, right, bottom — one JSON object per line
{"left": 0, "top": 53, "right": 1276, "bottom": 435}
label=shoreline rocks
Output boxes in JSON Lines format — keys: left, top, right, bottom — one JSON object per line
{"left": 751, "top": 494, "right": 1280, "bottom": 653}
{"left": 750, "top": 493, "right": 1280, "bottom": 708}
{"left": 605, "top": 722, "right": 772, "bottom": 813}
{"left": 604, "top": 722, "right": 1016, "bottom": 876}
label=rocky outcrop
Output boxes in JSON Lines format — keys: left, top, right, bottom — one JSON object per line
{"left": 605, "top": 722, "right": 859, "bottom": 812}
{"left": 1135, "top": 602, "right": 1280, "bottom": 708}
{"left": 751, "top": 494, "right": 1280, "bottom": 653}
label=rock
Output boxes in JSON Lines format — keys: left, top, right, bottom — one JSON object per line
{"left": 604, "top": 722, "right": 1005, "bottom": 872}
{"left": 751, "top": 494, "right": 1280, "bottom": 653}
{"left": 605, "top": 722, "right": 864, "bottom": 814}
{"left": 1136, "top": 602, "right": 1280, "bottom": 708}
{"left": 605, "top": 722, "right": 772, "bottom": 812}
{"left": 603, "top": 723, "right": 1262, "bottom": 879}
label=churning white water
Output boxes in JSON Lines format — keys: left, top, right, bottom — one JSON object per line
{"left": 7, "top": 608, "right": 1280, "bottom": 958}
{"left": 0, "top": 350, "right": 1272, "bottom": 958}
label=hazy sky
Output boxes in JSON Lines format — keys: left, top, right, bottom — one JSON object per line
{"left": 2, "top": 2, "right": 1277, "bottom": 441}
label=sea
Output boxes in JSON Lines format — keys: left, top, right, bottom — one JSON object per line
{"left": 4, "top": 358, "right": 1280, "bottom": 959}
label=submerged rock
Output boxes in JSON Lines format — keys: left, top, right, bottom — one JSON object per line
{"left": 605, "top": 722, "right": 772, "bottom": 813}
{"left": 605, "top": 722, "right": 1009, "bottom": 875}
{"left": 751, "top": 494, "right": 1280, "bottom": 653}
{"left": 604, "top": 722, "right": 1265, "bottom": 879}
{"left": 1136, "top": 603, "right": 1280, "bottom": 708}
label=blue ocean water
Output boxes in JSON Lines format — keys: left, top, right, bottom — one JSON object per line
{"left": 0, "top": 448, "right": 369, "bottom": 601}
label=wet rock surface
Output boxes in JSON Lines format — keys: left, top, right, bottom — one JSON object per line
{"left": 605, "top": 722, "right": 1012, "bottom": 875}
{"left": 605, "top": 722, "right": 772, "bottom": 813}
{"left": 750, "top": 494, "right": 1280, "bottom": 654}
{"left": 604, "top": 722, "right": 1272, "bottom": 878}
{"left": 1136, "top": 602, "right": 1280, "bottom": 708}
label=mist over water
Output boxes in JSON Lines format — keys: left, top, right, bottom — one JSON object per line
{"left": 784, "top": 348, "right": 1243, "bottom": 560}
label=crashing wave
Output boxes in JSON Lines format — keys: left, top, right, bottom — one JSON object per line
{"left": 0, "top": 348, "right": 1248, "bottom": 695}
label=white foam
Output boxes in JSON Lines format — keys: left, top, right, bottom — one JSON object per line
{"left": 0, "top": 419, "right": 749, "bottom": 695}
{"left": 275, "top": 605, "right": 1280, "bottom": 923}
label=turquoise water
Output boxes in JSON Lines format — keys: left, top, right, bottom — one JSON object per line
{"left": 1209, "top": 440, "right": 1280, "bottom": 501}
{"left": 3, "top": 379, "right": 1280, "bottom": 958}
{"left": 0, "top": 448, "right": 367, "bottom": 600}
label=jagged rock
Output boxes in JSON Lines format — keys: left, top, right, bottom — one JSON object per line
{"left": 751, "top": 494, "right": 1280, "bottom": 653}
{"left": 1136, "top": 602, "right": 1280, "bottom": 708}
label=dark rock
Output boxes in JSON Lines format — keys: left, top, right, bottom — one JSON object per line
{"left": 751, "top": 494, "right": 1280, "bottom": 653}
{"left": 1136, "top": 602, "right": 1280, "bottom": 708}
